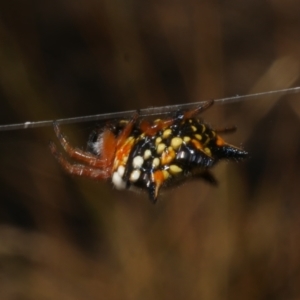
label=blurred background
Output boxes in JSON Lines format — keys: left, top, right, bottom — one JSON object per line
{"left": 1, "top": 0, "right": 300, "bottom": 299}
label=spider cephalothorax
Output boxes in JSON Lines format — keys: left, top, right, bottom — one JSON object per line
{"left": 50, "top": 100, "right": 248, "bottom": 203}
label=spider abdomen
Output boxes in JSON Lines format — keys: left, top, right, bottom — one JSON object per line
{"left": 111, "top": 117, "right": 247, "bottom": 202}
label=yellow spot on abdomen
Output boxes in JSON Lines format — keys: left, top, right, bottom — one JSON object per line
{"left": 171, "top": 137, "right": 183, "bottom": 150}
{"left": 204, "top": 147, "right": 212, "bottom": 156}
{"left": 162, "top": 129, "right": 172, "bottom": 139}
{"left": 169, "top": 165, "right": 183, "bottom": 174}
{"left": 162, "top": 170, "right": 170, "bottom": 180}
{"left": 194, "top": 134, "right": 202, "bottom": 140}
{"left": 152, "top": 158, "right": 160, "bottom": 168}
{"left": 157, "top": 143, "right": 166, "bottom": 154}
{"left": 155, "top": 137, "right": 162, "bottom": 146}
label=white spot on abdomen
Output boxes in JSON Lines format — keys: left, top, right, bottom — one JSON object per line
{"left": 112, "top": 172, "right": 126, "bottom": 190}
{"left": 132, "top": 156, "right": 144, "bottom": 169}
{"left": 117, "top": 165, "right": 125, "bottom": 177}
{"left": 143, "top": 149, "right": 152, "bottom": 160}
{"left": 130, "top": 169, "right": 141, "bottom": 182}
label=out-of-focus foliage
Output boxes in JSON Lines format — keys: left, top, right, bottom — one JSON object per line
{"left": 1, "top": 0, "right": 300, "bottom": 299}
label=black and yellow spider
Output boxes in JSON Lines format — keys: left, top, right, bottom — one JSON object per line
{"left": 50, "top": 100, "right": 248, "bottom": 203}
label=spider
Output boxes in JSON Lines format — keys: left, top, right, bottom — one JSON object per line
{"left": 49, "top": 100, "right": 248, "bottom": 203}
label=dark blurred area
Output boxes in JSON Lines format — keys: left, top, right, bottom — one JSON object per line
{"left": 1, "top": 0, "right": 300, "bottom": 299}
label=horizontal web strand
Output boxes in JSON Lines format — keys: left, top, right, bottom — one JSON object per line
{"left": 1, "top": 86, "right": 300, "bottom": 131}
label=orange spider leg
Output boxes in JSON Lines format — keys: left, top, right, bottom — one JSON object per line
{"left": 115, "top": 112, "right": 139, "bottom": 148}
{"left": 53, "top": 122, "right": 115, "bottom": 168}
{"left": 49, "top": 142, "right": 111, "bottom": 179}
{"left": 183, "top": 99, "right": 214, "bottom": 119}
{"left": 214, "top": 126, "right": 237, "bottom": 147}
{"left": 139, "top": 118, "right": 175, "bottom": 136}
{"left": 98, "top": 129, "right": 117, "bottom": 168}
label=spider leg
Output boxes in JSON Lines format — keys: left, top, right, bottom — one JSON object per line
{"left": 49, "top": 142, "right": 110, "bottom": 179}
{"left": 215, "top": 126, "right": 237, "bottom": 134}
{"left": 53, "top": 122, "right": 112, "bottom": 168}
{"left": 182, "top": 99, "right": 214, "bottom": 119}
{"left": 192, "top": 170, "right": 218, "bottom": 186}
{"left": 116, "top": 112, "right": 139, "bottom": 148}
{"left": 139, "top": 118, "right": 175, "bottom": 136}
